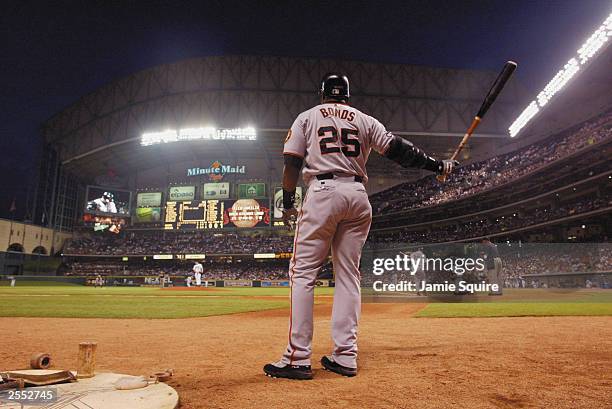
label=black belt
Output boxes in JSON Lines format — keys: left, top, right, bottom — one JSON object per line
{"left": 316, "top": 173, "right": 363, "bottom": 183}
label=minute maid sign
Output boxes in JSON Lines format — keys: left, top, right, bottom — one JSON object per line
{"left": 187, "top": 161, "right": 246, "bottom": 181}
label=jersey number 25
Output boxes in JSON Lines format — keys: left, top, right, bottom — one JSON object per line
{"left": 318, "top": 126, "right": 361, "bottom": 157}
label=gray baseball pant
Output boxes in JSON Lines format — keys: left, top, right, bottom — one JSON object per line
{"left": 488, "top": 257, "right": 504, "bottom": 295}
{"left": 281, "top": 176, "right": 371, "bottom": 369}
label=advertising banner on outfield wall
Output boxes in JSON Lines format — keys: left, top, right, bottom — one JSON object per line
{"left": 202, "top": 183, "right": 230, "bottom": 199}
{"left": 261, "top": 281, "right": 290, "bottom": 287}
{"left": 273, "top": 187, "right": 303, "bottom": 221}
{"left": 168, "top": 186, "right": 196, "bottom": 201}
{"left": 225, "top": 280, "right": 253, "bottom": 287}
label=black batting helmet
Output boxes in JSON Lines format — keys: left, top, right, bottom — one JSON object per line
{"left": 320, "top": 73, "right": 350, "bottom": 101}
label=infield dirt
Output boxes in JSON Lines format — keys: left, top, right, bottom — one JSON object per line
{"left": 1, "top": 301, "right": 611, "bottom": 408}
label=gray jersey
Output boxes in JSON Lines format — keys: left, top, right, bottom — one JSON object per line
{"left": 283, "top": 103, "right": 395, "bottom": 185}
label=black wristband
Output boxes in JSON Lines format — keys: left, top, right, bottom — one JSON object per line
{"left": 283, "top": 189, "right": 296, "bottom": 210}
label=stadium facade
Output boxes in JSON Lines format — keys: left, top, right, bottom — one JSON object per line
{"left": 32, "top": 55, "right": 528, "bottom": 233}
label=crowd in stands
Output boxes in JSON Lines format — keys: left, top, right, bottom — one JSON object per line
{"left": 369, "top": 192, "right": 611, "bottom": 245}
{"left": 502, "top": 244, "right": 612, "bottom": 277}
{"left": 370, "top": 110, "right": 612, "bottom": 214}
{"left": 374, "top": 159, "right": 611, "bottom": 229}
{"left": 501, "top": 244, "right": 612, "bottom": 288}
{"left": 65, "top": 231, "right": 294, "bottom": 255}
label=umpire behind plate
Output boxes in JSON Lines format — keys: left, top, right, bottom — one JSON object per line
{"left": 264, "top": 73, "right": 459, "bottom": 380}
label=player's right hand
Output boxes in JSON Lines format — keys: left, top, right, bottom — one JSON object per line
{"left": 282, "top": 208, "right": 299, "bottom": 230}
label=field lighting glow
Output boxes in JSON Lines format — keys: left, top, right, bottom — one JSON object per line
{"left": 509, "top": 12, "right": 612, "bottom": 137}
{"left": 141, "top": 127, "right": 257, "bottom": 146}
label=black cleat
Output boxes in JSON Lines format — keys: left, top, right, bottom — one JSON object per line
{"left": 263, "top": 363, "right": 313, "bottom": 380}
{"left": 321, "top": 356, "right": 357, "bottom": 377}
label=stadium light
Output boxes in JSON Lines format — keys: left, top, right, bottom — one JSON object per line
{"left": 508, "top": 101, "right": 539, "bottom": 137}
{"left": 536, "top": 58, "right": 580, "bottom": 107}
{"left": 141, "top": 127, "right": 257, "bottom": 146}
{"left": 509, "top": 12, "right": 612, "bottom": 137}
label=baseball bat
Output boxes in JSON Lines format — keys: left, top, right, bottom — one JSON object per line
{"left": 437, "top": 61, "right": 517, "bottom": 182}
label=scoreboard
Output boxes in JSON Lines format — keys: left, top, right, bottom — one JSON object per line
{"left": 164, "top": 200, "right": 225, "bottom": 230}
{"left": 164, "top": 199, "right": 270, "bottom": 230}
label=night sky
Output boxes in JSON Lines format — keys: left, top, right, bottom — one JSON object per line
{"left": 1, "top": 0, "right": 610, "bottom": 220}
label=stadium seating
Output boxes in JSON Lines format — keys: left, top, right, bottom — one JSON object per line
{"left": 370, "top": 110, "right": 612, "bottom": 214}
{"left": 65, "top": 231, "right": 295, "bottom": 255}
{"left": 368, "top": 193, "right": 611, "bottom": 245}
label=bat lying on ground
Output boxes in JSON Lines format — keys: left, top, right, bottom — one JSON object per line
{"left": 437, "top": 60, "right": 517, "bottom": 182}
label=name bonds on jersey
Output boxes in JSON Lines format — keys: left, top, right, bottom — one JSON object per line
{"left": 319, "top": 106, "right": 355, "bottom": 121}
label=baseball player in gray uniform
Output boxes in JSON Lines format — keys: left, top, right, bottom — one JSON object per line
{"left": 264, "top": 73, "right": 458, "bottom": 380}
{"left": 482, "top": 238, "right": 503, "bottom": 295}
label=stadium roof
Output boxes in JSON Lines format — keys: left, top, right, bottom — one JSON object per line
{"left": 42, "top": 55, "right": 529, "bottom": 182}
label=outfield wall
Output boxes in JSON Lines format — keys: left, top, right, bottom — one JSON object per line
{"left": 0, "top": 275, "right": 334, "bottom": 288}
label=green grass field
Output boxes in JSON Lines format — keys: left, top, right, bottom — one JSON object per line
{"left": 400, "top": 288, "right": 612, "bottom": 318}
{"left": 0, "top": 283, "right": 611, "bottom": 319}
{"left": 415, "top": 302, "right": 612, "bottom": 317}
{"left": 0, "top": 284, "right": 333, "bottom": 319}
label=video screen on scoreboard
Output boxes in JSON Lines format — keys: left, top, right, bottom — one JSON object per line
{"left": 164, "top": 199, "right": 269, "bottom": 230}
{"left": 85, "top": 186, "right": 132, "bottom": 216}
{"left": 134, "top": 192, "right": 163, "bottom": 223}
{"left": 83, "top": 214, "right": 127, "bottom": 234}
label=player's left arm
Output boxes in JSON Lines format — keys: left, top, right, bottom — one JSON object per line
{"left": 283, "top": 156, "right": 302, "bottom": 199}
{"left": 282, "top": 115, "right": 307, "bottom": 226}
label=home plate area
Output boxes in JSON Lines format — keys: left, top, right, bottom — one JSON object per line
{"left": 0, "top": 371, "right": 178, "bottom": 409}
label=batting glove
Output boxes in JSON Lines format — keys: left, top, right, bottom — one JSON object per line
{"left": 438, "top": 159, "right": 459, "bottom": 175}
{"left": 282, "top": 208, "right": 299, "bottom": 230}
